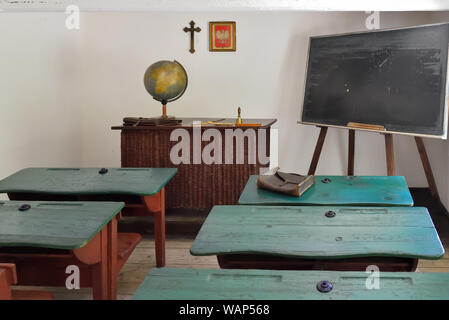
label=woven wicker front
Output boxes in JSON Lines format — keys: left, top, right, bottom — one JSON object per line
{"left": 120, "top": 125, "right": 273, "bottom": 210}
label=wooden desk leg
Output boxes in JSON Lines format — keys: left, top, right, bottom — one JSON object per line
{"left": 0, "top": 268, "right": 13, "bottom": 300}
{"left": 92, "top": 228, "right": 108, "bottom": 300}
{"left": 348, "top": 129, "right": 355, "bottom": 176}
{"left": 308, "top": 126, "right": 328, "bottom": 175}
{"left": 384, "top": 133, "right": 395, "bottom": 176}
{"left": 107, "top": 216, "right": 118, "bottom": 300}
{"left": 143, "top": 188, "right": 166, "bottom": 268}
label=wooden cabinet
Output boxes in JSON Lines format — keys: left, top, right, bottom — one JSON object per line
{"left": 112, "top": 118, "right": 276, "bottom": 211}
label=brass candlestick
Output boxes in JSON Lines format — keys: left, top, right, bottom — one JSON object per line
{"left": 236, "top": 107, "right": 242, "bottom": 125}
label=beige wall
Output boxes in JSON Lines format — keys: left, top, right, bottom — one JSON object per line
{"left": 0, "top": 13, "right": 83, "bottom": 193}
{"left": 1, "top": 11, "right": 448, "bottom": 209}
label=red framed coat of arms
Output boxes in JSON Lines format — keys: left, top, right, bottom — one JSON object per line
{"left": 209, "top": 21, "right": 236, "bottom": 52}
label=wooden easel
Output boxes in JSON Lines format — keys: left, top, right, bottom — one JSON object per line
{"left": 308, "top": 126, "right": 440, "bottom": 200}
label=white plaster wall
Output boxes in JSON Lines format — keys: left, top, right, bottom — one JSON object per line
{"left": 77, "top": 11, "right": 432, "bottom": 180}
{"left": 0, "top": 13, "right": 83, "bottom": 199}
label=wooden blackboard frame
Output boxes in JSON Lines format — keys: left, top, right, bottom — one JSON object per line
{"left": 298, "top": 23, "right": 449, "bottom": 140}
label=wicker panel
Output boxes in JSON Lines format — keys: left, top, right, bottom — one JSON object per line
{"left": 120, "top": 127, "right": 270, "bottom": 210}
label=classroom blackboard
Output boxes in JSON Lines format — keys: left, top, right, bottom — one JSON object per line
{"left": 300, "top": 23, "right": 449, "bottom": 138}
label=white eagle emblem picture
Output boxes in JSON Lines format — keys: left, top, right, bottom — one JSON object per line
{"left": 209, "top": 21, "right": 236, "bottom": 51}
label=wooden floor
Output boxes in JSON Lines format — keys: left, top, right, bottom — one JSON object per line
{"left": 12, "top": 188, "right": 449, "bottom": 300}
{"left": 21, "top": 235, "right": 220, "bottom": 300}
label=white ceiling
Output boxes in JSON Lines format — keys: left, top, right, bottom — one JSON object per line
{"left": 1, "top": 0, "right": 449, "bottom": 12}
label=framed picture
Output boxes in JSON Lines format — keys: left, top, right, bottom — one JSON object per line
{"left": 209, "top": 21, "right": 236, "bottom": 52}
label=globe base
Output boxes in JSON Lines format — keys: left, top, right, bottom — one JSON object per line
{"left": 160, "top": 114, "right": 175, "bottom": 120}
{"left": 158, "top": 104, "right": 178, "bottom": 123}
{"left": 154, "top": 116, "right": 180, "bottom": 125}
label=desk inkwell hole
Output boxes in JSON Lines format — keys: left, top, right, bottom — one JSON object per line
{"left": 325, "top": 210, "right": 336, "bottom": 218}
{"left": 18, "top": 204, "right": 31, "bottom": 212}
{"left": 99, "top": 168, "right": 108, "bottom": 174}
{"left": 316, "top": 280, "right": 333, "bottom": 293}
{"left": 321, "top": 178, "right": 331, "bottom": 184}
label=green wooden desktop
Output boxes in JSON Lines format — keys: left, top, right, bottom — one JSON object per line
{"left": 190, "top": 205, "right": 444, "bottom": 271}
{"left": 0, "top": 167, "right": 178, "bottom": 267}
{"left": 238, "top": 175, "right": 414, "bottom": 206}
{"left": 133, "top": 268, "right": 449, "bottom": 300}
{"left": 0, "top": 200, "right": 128, "bottom": 300}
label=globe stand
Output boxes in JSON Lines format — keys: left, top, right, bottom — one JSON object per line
{"left": 160, "top": 104, "right": 175, "bottom": 120}
{"left": 155, "top": 102, "right": 180, "bottom": 125}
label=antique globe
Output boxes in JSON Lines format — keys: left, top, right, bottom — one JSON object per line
{"left": 143, "top": 60, "right": 188, "bottom": 120}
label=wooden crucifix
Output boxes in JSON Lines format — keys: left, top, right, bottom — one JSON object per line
{"left": 184, "top": 20, "right": 201, "bottom": 54}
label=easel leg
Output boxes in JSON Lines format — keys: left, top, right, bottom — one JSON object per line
{"left": 348, "top": 129, "right": 355, "bottom": 176}
{"left": 308, "top": 127, "right": 328, "bottom": 175}
{"left": 415, "top": 137, "right": 439, "bottom": 199}
{"left": 384, "top": 134, "right": 395, "bottom": 176}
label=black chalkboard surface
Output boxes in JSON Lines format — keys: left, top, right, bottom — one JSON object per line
{"left": 301, "top": 23, "right": 449, "bottom": 138}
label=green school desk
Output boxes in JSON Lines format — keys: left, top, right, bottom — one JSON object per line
{"left": 0, "top": 201, "right": 128, "bottom": 300}
{"left": 238, "top": 175, "right": 414, "bottom": 206}
{"left": 190, "top": 205, "right": 444, "bottom": 271}
{"left": 132, "top": 268, "right": 449, "bottom": 300}
{"left": 0, "top": 167, "right": 178, "bottom": 267}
